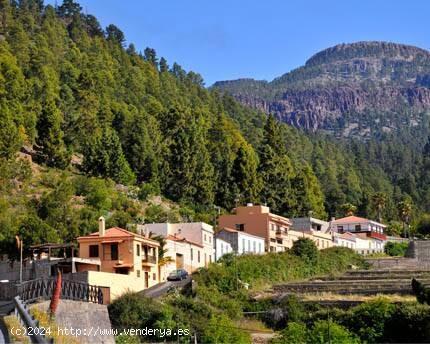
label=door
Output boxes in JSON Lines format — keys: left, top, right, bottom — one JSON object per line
{"left": 144, "top": 272, "right": 149, "bottom": 288}
{"left": 176, "top": 253, "right": 184, "bottom": 269}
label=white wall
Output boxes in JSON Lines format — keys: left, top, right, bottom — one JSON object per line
{"left": 237, "top": 232, "right": 265, "bottom": 254}
{"left": 215, "top": 238, "right": 233, "bottom": 261}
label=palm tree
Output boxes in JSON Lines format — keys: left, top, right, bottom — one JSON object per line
{"left": 340, "top": 203, "right": 357, "bottom": 217}
{"left": 397, "top": 199, "right": 413, "bottom": 238}
{"left": 371, "top": 192, "right": 387, "bottom": 223}
{"left": 151, "top": 234, "right": 174, "bottom": 281}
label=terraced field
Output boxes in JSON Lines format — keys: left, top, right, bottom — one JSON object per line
{"left": 273, "top": 269, "right": 430, "bottom": 297}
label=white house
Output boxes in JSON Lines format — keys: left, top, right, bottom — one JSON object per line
{"left": 333, "top": 232, "right": 357, "bottom": 250}
{"left": 330, "top": 216, "right": 386, "bottom": 235}
{"left": 215, "top": 237, "right": 233, "bottom": 261}
{"left": 215, "top": 227, "right": 265, "bottom": 258}
{"left": 354, "top": 233, "right": 385, "bottom": 255}
{"left": 139, "top": 222, "right": 215, "bottom": 268}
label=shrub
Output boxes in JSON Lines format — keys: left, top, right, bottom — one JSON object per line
{"left": 384, "top": 241, "right": 408, "bottom": 256}
{"left": 272, "top": 322, "right": 307, "bottom": 344}
{"left": 200, "top": 314, "right": 250, "bottom": 344}
{"left": 291, "top": 238, "right": 318, "bottom": 262}
{"left": 309, "top": 320, "right": 360, "bottom": 344}
{"left": 347, "top": 297, "right": 395, "bottom": 343}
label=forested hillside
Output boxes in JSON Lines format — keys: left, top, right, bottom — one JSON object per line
{"left": 0, "top": 0, "right": 427, "bottom": 251}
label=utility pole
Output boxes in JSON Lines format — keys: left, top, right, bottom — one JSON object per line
{"left": 16, "top": 236, "right": 22, "bottom": 284}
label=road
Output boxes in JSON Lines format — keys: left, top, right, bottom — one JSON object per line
{"left": 141, "top": 277, "right": 191, "bottom": 298}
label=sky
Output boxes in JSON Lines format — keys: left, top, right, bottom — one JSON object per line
{"left": 48, "top": 0, "right": 430, "bottom": 86}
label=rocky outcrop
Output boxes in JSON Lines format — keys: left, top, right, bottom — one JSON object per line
{"left": 213, "top": 41, "right": 430, "bottom": 135}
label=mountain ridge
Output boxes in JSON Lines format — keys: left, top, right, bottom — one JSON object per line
{"left": 213, "top": 41, "right": 430, "bottom": 136}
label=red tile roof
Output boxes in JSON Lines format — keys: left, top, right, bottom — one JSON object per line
{"left": 77, "top": 227, "right": 159, "bottom": 245}
{"left": 331, "top": 216, "right": 385, "bottom": 227}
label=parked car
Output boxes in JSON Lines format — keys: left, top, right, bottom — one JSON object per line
{"left": 167, "top": 269, "right": 189, "bottom": 281}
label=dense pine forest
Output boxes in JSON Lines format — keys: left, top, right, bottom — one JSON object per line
{"left": 1, "top": 0, "right": 430, "bottom": 252}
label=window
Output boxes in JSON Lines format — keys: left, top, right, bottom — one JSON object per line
{"left": 136, "top": 244, "right": 140, "bottom": 256}
{"left": 89, "top": 245, "right": 99, "bottom": 258}
{"left": 204, "top": 234, "right": 207, "bottom": 242}
{"left": 236, "top": 224, "right": 245, "bottom": 231}
{"left": 221, "top": 244, "right": 224, "bottom": 255}
{"left": 191, "top": 248, "right": 193, "bottom": 261}
{"left": 137, "top": 270, "right": 141, "bottom": 278}
{"left": 198, "top": 251, "right": 201, "bottom": 263}
{"left": 259, "top": 242, "right": 262, "bottom": 253}
{"left": 337, "top": 226, "right": 344, "bottom": 233}
{"left": 271, "top": 223, "right": 275, "bottom": 231}
{"left": 248, "top": 240, "right": 251, "bottom": 251}
{"left": 253, "top": 241, "right": 256, "bottom": 252}
{"left": 209, "top": 236, "right": 212, "bottom": 243}
{"left": 209, "top": 255, "right": 212, "bottom": 263}
{"left": 111, "top": 244, "right": 118, "bottom": 260}
{"left": 355, "top": 224, "right": 361, "bottom": 231}
{"left": 153, "top": 273, "right": 156, "bottom": 280}
{"left": 242, "top": 238, "right": 246, "bottom": 253}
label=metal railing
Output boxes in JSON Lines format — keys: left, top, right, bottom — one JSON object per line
{"left": 13, "top": 296, "right": 52, "bottom": 344}
{"left": 142, "top": 255, "right": 157, "bottom": 264}
{"left": 18, "top": 278, "right": 104, "bottom": 304}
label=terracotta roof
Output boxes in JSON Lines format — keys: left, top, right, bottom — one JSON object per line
{"left": 78, "top": 227, "right": 160, "bottom": 245}
{"left": 331, "top": 216, "right": 386, "bottom": 227}
{"left": 166, "top": 235, "right": 204, "bottom": 248}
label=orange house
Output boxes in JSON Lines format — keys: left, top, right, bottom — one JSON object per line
{"left": 218, "top": 204, "right": 293, "bottom": 252}
{"left": 76, "top": 217, "right": 160, "bottom": 288}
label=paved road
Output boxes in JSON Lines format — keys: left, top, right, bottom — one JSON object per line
{"left": 141, "top": 277, "right": 191, "bottom": 298}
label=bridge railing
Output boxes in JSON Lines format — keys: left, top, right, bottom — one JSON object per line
{"left": 18, "top": 278, "right": 105, "bottom": 304}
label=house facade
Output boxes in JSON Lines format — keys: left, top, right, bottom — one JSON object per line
{"left": 215, "top": 237, "right": 233, "bottom": 261}
{"left": 333, "top": 232, "right": 357, "bottom": 250}
{"left": 291, "top": 217, "right": 333, "bottom": 250}
{"left": 216, "top": 227, "right": 265, "bottom": 258}
{"left": 218, "top": 204, "right": 293, "bottom": 252}
{"left": 330, "top": 216, "right": 386, "bottom": 235}
{"left": 156, "top": 234, "right": 206, "bottom": 280}
{"left": 76, "top": 217, "right": 160, "bottom": 289}
{"left": 141, "top": 222, "right": 215, "bottom": 269}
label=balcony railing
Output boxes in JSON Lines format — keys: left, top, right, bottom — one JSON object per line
{"left": 142, "top": 255, "right": 157, "bottom": 264}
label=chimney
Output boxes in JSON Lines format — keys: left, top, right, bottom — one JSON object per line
{"left": 99, "top": 216, "right": 105, "bottom": 237}
{"left": 331, "top": 217, "right": 336, "bottom": 222}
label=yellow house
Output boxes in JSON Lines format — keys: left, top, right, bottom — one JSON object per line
{"left": 76, "top": 217, "right": 160, "bottom": 290}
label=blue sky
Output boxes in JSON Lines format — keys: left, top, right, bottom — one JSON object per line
{"left": 49, "top": 0, "right": 430, "bottom": 85}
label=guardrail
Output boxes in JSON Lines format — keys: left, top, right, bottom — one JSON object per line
{"left": 142, "top": 255, "right": 157, "bottom": 264}
{"left": 13, "top": 296, "right": 52, "bottom": 344}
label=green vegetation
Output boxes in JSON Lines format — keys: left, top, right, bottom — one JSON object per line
{"left": 1, "top": 0, "right": 430, "bottom": 254}
{"left": 267, "top": 296, "right": 430, "bottom": 343}
{"left": 384, "top": 241, "right": 409, "bottom": 256}
{"left": 109, "top": 247, "right": 363, "bottom": 343}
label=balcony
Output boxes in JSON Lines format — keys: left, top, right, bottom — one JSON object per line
{"left": 142, "top": 255, "right": 157, "bottom": 265}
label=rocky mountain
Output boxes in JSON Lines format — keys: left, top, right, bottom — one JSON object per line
{"left": 213, "top": 42, "right": 430, "bottom": 137}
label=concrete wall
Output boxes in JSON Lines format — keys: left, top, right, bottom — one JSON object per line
{"left": 64, "top": 271, "right": 153, "bottom": 300}
{"left": 0, "top": 259, "right": 52, "bottom": 282}
{"left": 406, "top": 240, "right": 430, "bottom": 260}
{"left": 31, "top": 300, "right": 114, "bottom": 344}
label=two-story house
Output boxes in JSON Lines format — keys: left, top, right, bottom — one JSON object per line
{"left": 76, "top": 217, "right": 160, "bottom": 289}
{"left": 291, "top": 217, "right": 333, "bottom": 249}
{"left": 330, "top": 215, "right": 387, "bottom": 254}
{"left": 218, "top": 204, "right": 294, "bottom": 252}
{"left": 140, "top": 222, "right": 215, "bottom": 276}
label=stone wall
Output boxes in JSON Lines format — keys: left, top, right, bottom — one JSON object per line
{"left": 406, "top": 240, "right": 430, "bottom": 260}
{"left": 32, "top": 300, "right": 114, "bottom": 344}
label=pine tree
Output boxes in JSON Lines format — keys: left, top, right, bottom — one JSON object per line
{"left": 35, "top": 67, "right": 70, "bottom": 168}
{"left": 231, "top": 144, "right": 261, "bottom": 205}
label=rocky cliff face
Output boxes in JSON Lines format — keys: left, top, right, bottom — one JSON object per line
{"left": 213, "top": 42, "right": 430, "bottom": 137}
